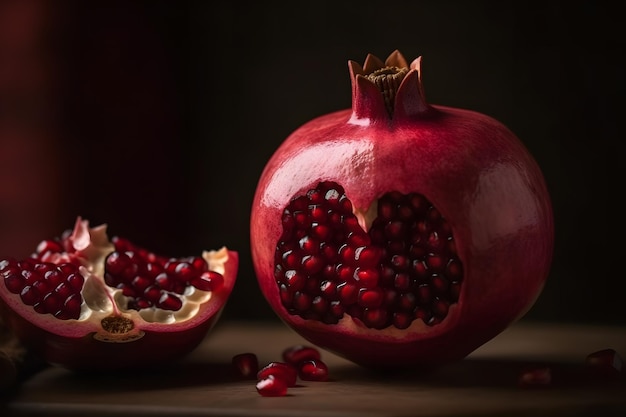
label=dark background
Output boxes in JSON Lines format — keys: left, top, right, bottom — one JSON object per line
{"left": 1, "top": 1, "right": 623, "bottom": 325}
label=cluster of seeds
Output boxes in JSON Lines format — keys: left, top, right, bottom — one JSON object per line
{"left": 104, "top": 237, "right": 224, "bottom": 312}
{"left": 274, "top": 181, "right": 464, "bottom": 330}
{"left": 232, "top": 345, "right": 329, "bottom": 397}
{"left": 0, "top": 233, "right": 225, "bottom": 319}
{"left": 1, "top": 258, "right": 85, "bottom": 320}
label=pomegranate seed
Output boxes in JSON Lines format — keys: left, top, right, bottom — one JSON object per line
{"left": 257, "top": 362, "right": 298, "bottom": 387}
{"left": 393, "top": 312, "right": 413, "bottom": 329}
{"left": 4, "top": 271, "right": 24, "bottom": 293}
{"left": 41, "top": 293, "right": 62, "bottom": 314}
{"left": 35, "top": 239, "right": 63, "bottom": 255}
{"left": 353, "top": 267, "right": 380, "bottom": 288}
{"left": 190, "top": 271, "right": 224, "bottom": 291}
{"left": 398, "top": 292, "right": 417, "bottom": 311}
{"left": 62, "top": 293, "right": 82, "bottom": 319}
{"left": 293, "top": 292, "right": 312, "bottom": 311}
{"left": 157, "top": 293, "right": 183, "bottom": 311}
{"left": 518, "top": 365, "right": 552, "bottom": 388}
{"left": 362, "top": 307, "right": 389, "bottom": 329}
{"left": 586, "top": 348, "right": 623, "bottom": 379}
{"left": 394, "top": 273, "right": 412, "bottom": 291}
{"left": 274, "top": 182, "right": 464, "bottom": 330}
{"left": 232, "top": 353, "right": 259, "bottom": 379}
{"left": 298, "top": 359, "right": 329, "bottom": 381}
{"left": 282, "top": 345, "right": 321, "bottom": 366}
{"left": 256, "top": 375, "right": 288, "bottom": 397}
{"left": 301, "top": 255, "right": 324, "bottom": 274}
{"left": 20, "top": 286, "right": 40, "bottom": 306}
{"left": 174, "top": 262, "right": 196, "bottom": 281}
{"left": 357, "top": 288, "right": 384, "bottom": 308}
{"left": 66, "top": 273, "right": 84, "bottom": 291}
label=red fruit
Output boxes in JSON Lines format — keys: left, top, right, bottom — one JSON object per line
{"left": 257, "top": 361, "right": 298, "bottom": 387}
{"left": 256, "top": 375, "right": 288, "bottom": 397}
{"left": 250, "top": 50, "right": 554, "bottom": 369}
{"left": 0, "top": 217, "right": 238, "bottom": 371}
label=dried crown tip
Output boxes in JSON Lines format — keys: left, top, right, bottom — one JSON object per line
{"left": 349, "top": 50, "right": 428, "bottom": 121}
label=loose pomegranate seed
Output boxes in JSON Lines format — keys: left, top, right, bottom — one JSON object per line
{"left": 232, "top": 353, "right": 259, "bottom": 379}
{"left": 518, "top": 365, "right": 552, "bottom": 388}
{"left": 586, "top": 348, "right": 623, "bottom": 379}
{"left": 298, "top": 359, "right": 329, "bottom": 381}
{"left": 257, "top": 362, "right": 298, "bottom": 387}
{"left": 274, "top": 181, "right": 464, "bottom": 330}
{"left": 256, "top": 375, "right": 288, "bottom": 397}
{"left": 282, "top": 345, "right": 321, "bottom": 366}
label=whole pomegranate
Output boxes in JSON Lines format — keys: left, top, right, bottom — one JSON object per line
{"left": 0, "top": 217, "right": 238, "bottom": 371}
{"left": 250, "top": 50, "right": 554, "bottom": 369}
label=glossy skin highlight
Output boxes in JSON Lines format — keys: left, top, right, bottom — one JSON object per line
{"left": 250, "top": 51, "right": 554, "bottom": 369}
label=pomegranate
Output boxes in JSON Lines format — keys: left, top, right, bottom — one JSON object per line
{"left": 0, "top": 217, "right": 238, "bottom": 371}
{"left": 250, "top": 50, "right": 554, "bottom": 369}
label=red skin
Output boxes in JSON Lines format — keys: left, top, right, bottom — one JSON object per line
{"left": 250, "top": 52, "right": 554, "bottom": 370}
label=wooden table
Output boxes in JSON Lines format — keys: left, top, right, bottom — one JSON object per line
{"left": 2, "top": 319, "right": 625, "bottom": 416}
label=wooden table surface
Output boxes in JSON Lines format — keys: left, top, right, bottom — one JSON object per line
{"left": 1, "top": 319, "right": 625, "bottom": 417}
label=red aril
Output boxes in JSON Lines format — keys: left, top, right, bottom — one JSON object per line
{"left": 256, "top": 375, "right": 288, "bottom": 397}
{"left": 517, "top": 365, "right": 552, "bottom": 389}
{"left": 298, "top": 359, "right": 329, "bottom": 382}
{"left": 257, "top": 361, "right": 298, "bottom": 387}
{"left": 232, "top": 353, "right": 259, "bottom": 379}
{"left": 0, "top": 217, "right": 238, "bottom": 371}
{"left": 585, "top": 348, "right": 623, "bottom": 379}
{"left": 250, "top": 50, "right": 554, "bottom": 369}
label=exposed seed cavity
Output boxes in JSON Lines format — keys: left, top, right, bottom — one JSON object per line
{"left": 103, "top": 237, "right": 224, "bottom": 313}
{"left": 274, "top": 181, "right": 464, "bottom": 330}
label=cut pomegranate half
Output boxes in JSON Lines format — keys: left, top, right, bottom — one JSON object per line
{"left": 0, "top": 217, "right": 238, "bottom": 371}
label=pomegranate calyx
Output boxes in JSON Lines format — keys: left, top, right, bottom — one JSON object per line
{"left": 349, "top": 50, "right": 430, "bottom": 123}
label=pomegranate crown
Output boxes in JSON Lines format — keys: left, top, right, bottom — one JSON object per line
{"left": 348, "top": 50, "right": 429, "bottom": 124}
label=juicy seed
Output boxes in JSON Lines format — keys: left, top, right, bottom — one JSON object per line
{"left": 257, "top": 361, "right": 298, "bottom": 387}
{"left": 274, "top": 181, "right": 464, "bottom": 330}
{"left": 518, "top": 365, "right": 552, "bottom": 389}
{"left": 298, "top": 359, "right": 329, "bottom": 381}
{"left": 282, "top": 345, "right": 321, "bottom": 366}
{"left": 104, "top": 240, "right": 224, "bottom": 313}
{"left": 232, "top": 353, "right": 259, "bottom": 379}
{"left": 256, "top": 375, "right": 288, "bottom": 397}
{"left": 1, "top": 259, "right": 84, "bottom": 320}
{"left": 585, "top": 348, "right": 623, "bottom": 379}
